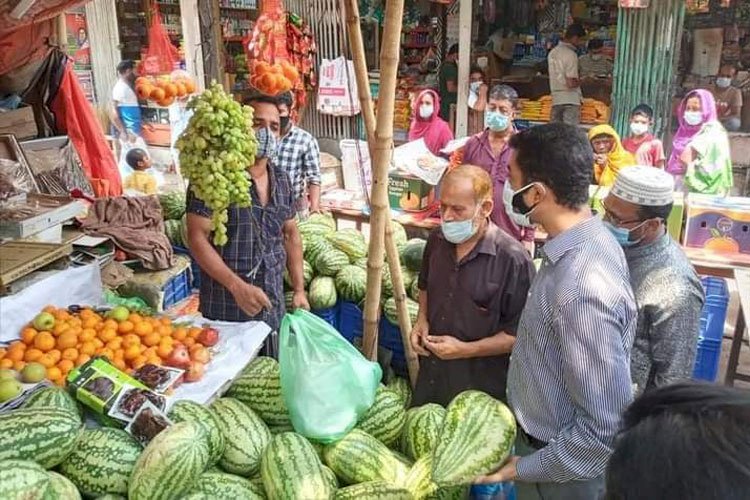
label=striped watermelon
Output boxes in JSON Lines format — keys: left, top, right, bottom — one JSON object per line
{"left": 94, "top": 495, "right": 126, "bottom": 500}
{"left": 334, "top": 481, "right": 413, "bottom": 499}
{"left": 260, "top": 432, "right": 334, "bottom": 500}
{"left": 381, "top": 266, "right": 394, "bottom": 298}
{"left": 401, "top": 404, "right": 446, "bottom": 461}
{"left": 322, "top": 465, "right": 338, "bottom": 490}
{"left": 386, "top": 377, "right": 412, "bottom": 409}
{"left": 427, "top": 485, "right": 471, "bottom": 499}
{"left": 384, "top": 297, "right": 419, "bottom": 326}
{"left": 309, "top": 276, "right": 338, "bottom": 310}
{"left": 269, "top": 423, "right": 295, "bottom": 435}
{"left": 323, "top": 429, "right": 410, "bottom": 485}
{"left": 0, "top": 459, "right": 50, "bottom": 500}
{"left": 227, "top": 357, "right": 290, "bottom": 427}
{"left": 189, "top": 471, "right": 263, "bottom": 499}
{"left": 335, "top": 265, "right": 367, "bottom": 303}
{"left": 284, "top": 260, "right": 314, "bottom": 289}
{"left": 356, "top": 386, "right": 406, "bottom": 447}
{"left": 22, "top": 387, "right": 81, "bottom": 419}
{"left": 401, "top": 239, "right": 427, "bottom": 272}
{"left": 168, "top": 400, "right": 226, "bottom": 464}
{"left": 0, "top": 407, "right": 82, "bottom": 469}
{"left": 353, "top": 256, "right": 368, "bottom": 270}
{"left": 211, "top": 398, "right": 271, "bottom": 477}
{"left": 284, "top": 291, "right": 294, "bottom": 309}
{"left": 327, "top": 229, "right": 367, "bottom": 261}
{"left": 315, "top": 248, "right": 350, "bottom": 277}
{"left": 44, "top": 471, "right": 81, "bottom": 500}
{"left": 248, "top": 475, "right": 267, "bottom": 499}
{"left": 409, "top": 279, "right": 420, "bottom": 302}
{"left": 304, "top": 237, "right": 333, "bottom": 264}
{"left": 431, "top": 391, "right": 516, "bottom": 486}
{"left": 128, "top": 421, "right": 211, "bottom": 500}
{"left": 402, "top": 268, "right": 418, "bottom": 292}
{"left": 404, "top": 455, "right": 438, "bottom": 499}
{"left": 306, "top": 213, "right": 337, "bottom": 231}
{"left": 390, "top": 221, "right": 408, "bottom": 250}
{"left": 58, "top": 428, "right": 141, "bottom": 497}
{"left": 298, "top": 219, "right": 335, "bottom": 241}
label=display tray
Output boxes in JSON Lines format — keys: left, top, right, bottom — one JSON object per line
{"left": 0, "top": 194, "right": 84, "bottom": 240}
{"left": 0, "top": 240, "right": 73, "bottom": 286}
{"left": 0, "top": 133, "right": 39, "bottom": 193}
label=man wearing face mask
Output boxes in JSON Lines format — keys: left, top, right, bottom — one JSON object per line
{"left": 409, "top": 165, "right": 534, "bottom": 407}
{"left": 477, "top": 123, "right": 636, "bottom": 499}
{"left": 275, "top": 92, "right": 322, "bottom": 218}
{"left": 603, "top": 166, "right": 704, "bottom": 395}
{"left": 712, "top": 64, "right": 743, "bottom": 132}
{"left": 186, "top": 95, "right": 309, "bottom": 357}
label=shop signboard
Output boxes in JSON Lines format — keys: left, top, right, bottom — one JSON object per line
{"left": 618, "top": 0, "right": 649, "bottom": 7}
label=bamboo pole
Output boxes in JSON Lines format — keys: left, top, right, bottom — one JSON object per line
{"left": 343, "top": 0, "right": 418, "bottom": 385}
{"left": 360, "top": 0, "right": 405, "bottom": 363}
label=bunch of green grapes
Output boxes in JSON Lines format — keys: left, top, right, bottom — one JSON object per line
{"left": 177, "top": 83, "right": 258, "bottom": 246}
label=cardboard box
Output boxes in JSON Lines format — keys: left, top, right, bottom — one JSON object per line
{"left": 388, "top": 172, "right": 435, "bottom": 212}
{"left": 683, "top": 194, "right": 750, "bottom": 255}
{"left": 0, "top": 106, "right": 37, "bottom": 141}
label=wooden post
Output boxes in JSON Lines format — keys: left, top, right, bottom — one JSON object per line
{"left": 454, "top": 0, "right": 472, "bottom": 137}
{"left": 360, "top": 0, "right": 405, "bottom": 362}
{"left": 197, "top": 0, "right": 225, "bottom": 88}
{"left": 343, "top": 0, "right": 418, "bottom": 385}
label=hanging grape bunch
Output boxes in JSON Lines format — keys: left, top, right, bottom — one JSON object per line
{"left": 177, "top": 83, "right": 258, "bottom": 246}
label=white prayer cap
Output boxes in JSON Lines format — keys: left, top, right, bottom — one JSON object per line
{"left": 611, "top": 166, "right": 675, "bottom": 206}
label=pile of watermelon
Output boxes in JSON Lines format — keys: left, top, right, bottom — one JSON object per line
{"left": 291, "top": 213, "right": 427, "bottom": 327}
{"left": 160, "top": 191, "right": 190, "bottom": 249}
{"left": 0, "top": 356, "right": 516, "bottom": 499}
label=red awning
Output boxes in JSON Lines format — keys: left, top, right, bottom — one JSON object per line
{"left": 0, "top": 0, "right": 88, "bottom": 35}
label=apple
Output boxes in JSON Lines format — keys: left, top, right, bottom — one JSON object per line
{"left": 0, "top": 369, "right": 17, "bottom": 381}
{"left": 32, "top": 312, "right": 55, "bottom": 331}
{"left": 165, "top": 345, "right": 191, "bottom": 370}
{"left": 184, "top": 362, "right": 205, "bottom": 383}
{"left": 21, "top": 363, "right": 46, "bottom": 384}
{"left": 196, "top": 326, "right": 219, "bottom": 347}
{"left": 0, "top": 379, "right": 22, "bottom": 403}
{"left": 106, "top": 306, "right": 130, "bottom": 322}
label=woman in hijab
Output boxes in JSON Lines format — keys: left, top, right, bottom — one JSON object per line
{"left": 668, "top": 89, "right": 733, "bottom": 195}
{"left": 408, "top": 89, "right": 454, "bottom": 156}
{"left": 588, "top": 124, "right": 636, "bottom": 186}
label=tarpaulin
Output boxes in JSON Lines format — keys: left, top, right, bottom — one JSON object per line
{"left": 0, "top": 0, "right": 87, "bottom": 35}
{"left": 0, "top": 21, "right": 54, "bottom": 75}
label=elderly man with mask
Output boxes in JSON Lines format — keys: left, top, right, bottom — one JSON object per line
{"left": 409, "top": 164, "right": 535, "bottom": 407}
{"left": 186, "top": 95, "right": 308, "bottom": 356}
{"left": 602, "top": 166, "right": 704, "bottom": 394}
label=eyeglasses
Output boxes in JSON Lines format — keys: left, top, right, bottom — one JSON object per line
{"left": 601, "top": 202, "right": 644, "bottom": 227}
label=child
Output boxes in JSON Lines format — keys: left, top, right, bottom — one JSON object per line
{"left": 123, "top": 148, "right": 158, "bottom": 195}
{"left": 622, "top": 104, "right": 666, "bottom": 169}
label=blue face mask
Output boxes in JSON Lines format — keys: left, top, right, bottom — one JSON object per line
{"left": 683, "top": 111, "right": 703, "bottom": 127}
{"left": 441, "top": 209, "right": 479, "bottom": 244}
{"left": 604, "top": 220, "right": 647, "bottom": 247}
{"left": 485, "top": 111, "right": 510, "bottom": 132}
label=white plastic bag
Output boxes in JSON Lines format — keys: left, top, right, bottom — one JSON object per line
{"left": 317, "top": 57, "right": 360, "bottom": 116}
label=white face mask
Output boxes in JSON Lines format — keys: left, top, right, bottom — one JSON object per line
{"left": 716, "top": 77, "right": 732, "bottom": 89}
{"left": 419, "top": 104, "right": 434, "bottom": 119}
{"left": 630, "top": 122, "right": 649, "bottom": 136}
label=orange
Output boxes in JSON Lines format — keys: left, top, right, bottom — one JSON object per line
{"left": 61, "top": 348, "right": 78, "bottom": 361}
{"left": 52, "top": 322, "right": 70, "bottom": 337}
{"left": 58, "top": 359, "right": 74, "bottom": 373}
{"left": 82, "top": 317, "right": 99, "bottom": 329}
{"left": 12, "top": 360, "right": 26, "bottom": 371}
{"left": 160, "top": 316, "right": 172, "bottom": 326}
{"left": 80, "top": 328, "right": 97, "bottom": 342}
{"left": 38, "top": 354, "right": 56, "bottom": 368}
{"left": 142, "top": 332, "right": 161, "bottom": 347}
{"left": 156, "top": 343, "right": 173, "bottom": 359}
{"left": 34, "top": 332, "right": 56, "bottom": 352}
{"left": 69, "top": 317, "right": 82, "bottom": 328}
{"left": 103, "top": 319, "right": 118, "bottom": 331}
{"left": 23, "top": 348, "right": 44, "bottom": 363}
{"left": 0, "top": 347, "right": 6, "bottom": 359}
{"left": 128, "top": 313, "right": 143, "bottom": 324}
{"left": 6, "top": 348, "right": 25, "bottom": 363}
{"left": 75, "top": 353, "right": 91, "bottom": 366}
{"left": 46, "top": 366, "right": 62, "bottom": 381}
{"left": 146, "top": 355, "right": 162, "bottom": 366}
{"left": 122, "top": 334, "right": 140, "bottom": 348}
{"left": 172, "top": 327, "right": 188, "bottom": 342}
{"left": 99, "top": 328, "right": 117, "bottom": 343}
{"left": 113, "top": 349, "right": 125, "bottom": 361}
{"left": 0, "top": 359, "right": 13, "bottom": 369}
{"left": 187, "top": 327, "right": 202, "bottom": 339}
{"left": 92, "top": 338, "right": 104, "bottom": 349}
{"left": 118, "top": 321, "right": 135, "bottom": 334}
{"left": 21, "top": 327, "right": 38, "bottom": 345}
{"left": 134, "top": 321, "right": 153, "bottom": 337}
{"left": 99, "top": 348, "right": 114, "bottom": 361}
{"left": 157, "top": 324, "right": 173, "bottom": 337}
{"left": 106, "top": 338, "right": 123, "bottom": 351}
{"left": 79, "top": 342, "right": 96, "bottom": 356}
{"left": 124, "top": 345, "right": 141, "bottom": 361}
{"left": 190, "top": 346, "right": 210, "bottom": 364}
{"left": 112, "top": 358, "right": 127, "bottom": 371}
{"left": 47, "top": 349, "right": 61, "bottom": 363}
{"left": 131, "top": 356, "right": 148, "bottom": 370}
{"left": 182, "top": 337, "right": 196, "bottom": 348}
{"left": 56, "top": 332, "right": 78, "bottom": 350}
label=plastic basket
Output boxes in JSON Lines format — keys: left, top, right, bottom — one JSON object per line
{"left": 162, "top": 266, "right": 192, "bottom": 309}
{"left": 338, "top": 301, "right": 363, "bottom": 343}
{"left": 379, "top": 316, "right": 406, "bottom": 368}
{"left": 173, "top": 245, "right": 201, "bottom": 289}
{"left": 698, "top": 277, "right": 730, "bottom": 342}
{"left": 693, "top": 338, "right": 723, "bottom": 381}
{"left": 312, "top": 302, "right": 340, "bottom": 330}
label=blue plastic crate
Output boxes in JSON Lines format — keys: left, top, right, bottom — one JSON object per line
{"left": 698, "top": 277, "right": 730, "bottom": 342}
{"left": 173, "top": 245, "right": 201, "bottom": 289}
{"left": 379, "top": 316, "right": 407, "bottom": 367}
{"left": 162, "top": 267, "right": 192, "bottom": 309}
{"left": 693, "top": 338, "right": 723, "bottom": 381}
{"left": 312, "top": 302, "right": 340, "bottom": 330}
{"left": 338, "top": 301, "right": 363, "bottom": 343}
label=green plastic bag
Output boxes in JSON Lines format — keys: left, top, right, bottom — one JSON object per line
{"left": 279, "top": 309, "right": 382, "bottom": 443}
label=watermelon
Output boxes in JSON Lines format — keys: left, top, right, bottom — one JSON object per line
{"left": 390, "top": 221, "right": 408, "bottom": 250}
{"left": 356, "top": 386, "right": 406, "bottom": 448}
{"left": 353, "top": 256, "right": 369, "bottom": 270}
{"left": 261, "top": 432, "right": 334, "bottom": 500}
{"left": 23, "top": 387, "right": 81, "bottom": 419}
{"left": 381, "top": 266, "right": 393, "bottom": 298}
{"left": 0, "top": 459, "right": 50, "bottom": 500}
{"left": 284, "top": 290, "right": 294, "bottom": 309}
{"left": 309, "top": 276, "right": 338, "bottom": 310}
{"left": 334, "top": 481, "right": 413, "bottom": 499}
{"left": 211, "top": 398, "right": 271, "bottom": 477}
{"left": 314, "top": 248, "right": 350, "bottom": 277}
{"left": 386, "top": 377, "right": 412, "bottom": 409}
{"left": 164, "top": 219, "right": 183, "bottom": 246}
{"left": 384, "top": 297, "right": 419, "bottom": 326}
{"left": 306, "top": 212, "right": 337, "bottom": 231}
{"left": 327, "top": 229, "right": 367, "bottom": 261}
{"left": 431, "top": 391, "right": 516, "bottom": 486}
{"left": 401, "top": 404, "right": 446, "bottom": 461}
{"left": 128, "top": 421, "right": 211, "bottom": 500}
{"left": 298, "top": 219, "right": 335, "bottom": 242}
{"left": 427, "top": 486, "right": 471, "bottom": 499}
{"left": 323, "top": 429, "right": 410, "bottom": 485}
{"left": 409, "top": 279, "right": 420, "bottom": 302}
{"left": 248, "top": 475, "right": 267, "bottom": 499}
{"left": 269, "top": 423, "right": 295, "bottom": 435}
{"left": 158, "top": 191, "right": 187, "bottom": 220}
{"left": 304, "top": 237, "right": 333, "bottom": 264}
{"left": 322, "top": 465, "right": 338, "bottom": 490}
{"left": 335, "top": 265, "right": 367, "bottom": 303}
{"left": 44, "top": 471, "right": 81, "bottom": 500}
{"left": 0, "top": 407, "right": 82, "bottom": 469}
{"left": 402, "top": 268, "right": 418, "bottom": 291}
{"left": 168, "top": 400, "right": 226, "bottom": 464}
{"left": 284, "top": 260, "right": 314, "bottom": 289}
{"left": 189, "top": 472, "right": 263, "bottom": 499}
{"left": 58, "top": 428, "right": 141, "bottom": 497}
{"left": 404, "top": 455, "right": 438, "bottom": 499}
{"left": 226, "top": 357, "right": 290, "bottom": 427}
{"left": 401, "top": 239, "right": 427, "bottom": 272}
{"left": 94, "top": 495, "right": 127, "bottom": 500}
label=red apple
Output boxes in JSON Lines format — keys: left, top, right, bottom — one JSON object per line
{"left": 185, "top": 361, "right": 205, "bottom": 382}
{"left": 165, "top": 345, "right": 191, "bottom": 369}
{"left": 197, "top": 326, "right": 219, "bottom": 347}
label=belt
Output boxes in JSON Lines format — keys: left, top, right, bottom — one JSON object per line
{"left": 519, "top": 427, "right": 547, "bottom": 450}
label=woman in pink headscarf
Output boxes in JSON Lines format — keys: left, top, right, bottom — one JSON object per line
{"left": 408, "top": 89, "right": 454, "bottom": 155}
{"left": 668, "top": 89, "right": 733, "bottom": 195}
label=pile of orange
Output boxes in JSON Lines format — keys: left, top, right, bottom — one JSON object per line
{"left": 249, "top": 60, "right": 299, "bottom": 96}
{"left": 135, "top": 76, "right": 197, "bottom": 107}
{"left": 0, "top": 306, "right": 212, "bottom": 387}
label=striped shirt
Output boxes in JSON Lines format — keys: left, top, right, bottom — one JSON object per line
{"left": 276, "top": 126, "right": 321, "bottom": 202}
{"left": 507, "top": 215, "right": 637, "bottom": 483}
